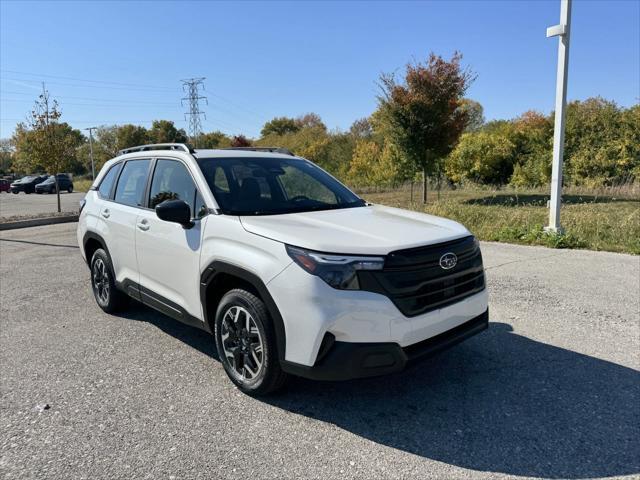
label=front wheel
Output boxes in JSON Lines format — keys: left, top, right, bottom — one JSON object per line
{"left": 214, "top": 289, "right": 288, "bottom": 396}
{"left": 67, "top": 185, "right": 73, "bottom": 193}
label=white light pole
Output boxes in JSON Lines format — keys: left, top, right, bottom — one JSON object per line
{"left": 545, "top": 0, "right": 572, "bottom": 233}
{"left": 85, "top": 127, "right": 97, "bottom": 180}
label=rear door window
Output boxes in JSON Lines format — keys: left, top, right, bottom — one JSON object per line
{"left": 114, "top": 159, "right": 151, "bottom": 207}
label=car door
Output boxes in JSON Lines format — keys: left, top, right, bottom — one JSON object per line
{"left": 102, "top": 158, "right": 152, "bottom": 293}
{"left": 135, "top": 158, "right": 208, "bottom": 322}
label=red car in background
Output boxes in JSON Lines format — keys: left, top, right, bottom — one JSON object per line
{"left": 0, "top": 179, "right": 11, "bottom": 193}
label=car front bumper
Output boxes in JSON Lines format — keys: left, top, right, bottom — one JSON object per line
{"left": 281, "top": 308, "right": 489, "bottom": 381}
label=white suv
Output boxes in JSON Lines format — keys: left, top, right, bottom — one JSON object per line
{"left": 78, "top": 143, "right": 488, "bottom": 395}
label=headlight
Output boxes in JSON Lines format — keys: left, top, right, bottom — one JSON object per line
{"left": 286, "top": 245, "right": 384, "bottom": 290}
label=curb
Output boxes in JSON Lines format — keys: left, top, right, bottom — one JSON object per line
{"left": 0, "top": 215, "right": 79, "bottom": 231}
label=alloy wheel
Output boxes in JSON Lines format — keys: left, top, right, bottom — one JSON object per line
{"left": 220, "top": 306, "right": 265, "bottom": 381}
{"left": 92, "top": 258, "right": 110, "bottom": 305}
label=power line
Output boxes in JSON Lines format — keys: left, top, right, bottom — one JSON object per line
{"left": 1, "top": 76, "right": 179, "bottom": 93}
{"left": 181, "top": 77, "right": 207, "bottom": 147}
{"left": 1, "top": 90, "right": 177, "bottom": 106}
{"left": 0, "top": 69, "right": 176, "bottom": 91}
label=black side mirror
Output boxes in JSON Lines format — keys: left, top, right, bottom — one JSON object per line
{"left": 156, "top": 199, "right": 194, "bottom": 229}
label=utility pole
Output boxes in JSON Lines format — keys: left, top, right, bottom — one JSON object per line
{"left": 181, "top": 78, "right": 207, "bottom": 148}
{"left": 545, "top": 0, "right": 572, "bottom": 233}
{"left": 85, "top": 127, "right": 97, "bottom": 179}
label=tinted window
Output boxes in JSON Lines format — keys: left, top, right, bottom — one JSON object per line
{"left": 114, "top": 159, "right": 151, "bottom": 207}
{"left": 149, "top": 159, "right": 201, "bottom": 217}
{"left": 98, "top": 164, "right": 121, "bottom": 199}
{"left": 198, "top": 157, "right": 364, "bottom": 216}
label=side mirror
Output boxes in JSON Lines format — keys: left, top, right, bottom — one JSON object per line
{"left": 155, "top": 199, "right": 194, "bottom": 229}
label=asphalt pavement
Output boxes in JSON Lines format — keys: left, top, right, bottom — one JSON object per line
{"left": 0, "top": 192, "right": 85, "bottom": 219}
{"left": 1, "top": 223, "right": 639, "bottom": 480}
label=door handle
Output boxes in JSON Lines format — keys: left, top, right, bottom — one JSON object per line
{"left": 137, "top": 220, "right": 150, "bottom": 231}
{"left": 101, "top": 209, "right": 110, "bottom": 218}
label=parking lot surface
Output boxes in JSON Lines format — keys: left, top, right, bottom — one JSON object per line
{"left": 1, "top": 223, "right": 639, "bottom": 480}
{"left": 0, "top": 192, "right": 84, "bottom": 219}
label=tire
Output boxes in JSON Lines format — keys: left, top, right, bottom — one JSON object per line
{"left": 90, "top": 248, "right": 129, "bottom": 313}
{"left": 214, "top": 289, "right": 288, "bottom": 396}
{"left": 12, "top": 190, "right": 18, "bottom": 194}
{"left": 67, "top": 185, "right": 73, "bottom": 193}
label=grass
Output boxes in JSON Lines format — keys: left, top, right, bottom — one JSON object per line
{"left": 74, "top": 178, "right": 93, "bottom": 193}
{"left": 359, "top": 185, "right": 640, "bottom": 255}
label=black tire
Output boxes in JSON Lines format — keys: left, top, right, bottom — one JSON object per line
{"left": 90, "top": 248, "right": 129, "bottom": 313}
{"left": 67, "top": 185, "right": 73, "bottom": 193}
{"left": 214, "top": 289, "right": 288, "bottom": 396}
{"left": 11, "top": 190, "right": 18, "bottom": 194}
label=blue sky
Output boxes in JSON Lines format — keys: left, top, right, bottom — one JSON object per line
{"left": 1, "top": 0, "right": 638, "bottom": 139}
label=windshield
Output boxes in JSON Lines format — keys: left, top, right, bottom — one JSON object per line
{"left": 198, "top": 157, "right": 365, "bottom": 215}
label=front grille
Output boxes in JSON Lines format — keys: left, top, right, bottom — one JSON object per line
{"left": 358, "top": 236, "right": 485, "bottom": 317}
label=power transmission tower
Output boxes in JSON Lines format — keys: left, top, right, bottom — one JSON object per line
{"left": 181, "top": 77, "right": 207, "bottom": 147}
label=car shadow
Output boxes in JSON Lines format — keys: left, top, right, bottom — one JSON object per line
{"left": 465, "top": 193, "right": 638, "bottom": 207}
{"left": 118, "top": 304, "right": 640, "bottom": 479}
{"left": 118, "top": 302, "right": 219, "bottom": 360}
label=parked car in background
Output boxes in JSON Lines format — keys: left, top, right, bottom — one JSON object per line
{"left": 10, "top": 175, "right": 48, "bottom": 194}
{"left": 36, "top": 174, "right": 74, "bottom": 194}
{"left": 0, "top": 179, "right": 10, "bottom": 193}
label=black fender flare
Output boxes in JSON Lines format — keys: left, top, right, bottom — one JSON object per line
{"left": 82, "top": 231, "right": 111, "bottom": 267}
{"left": 200, "top": 261, "right": 287, "bottom": 362}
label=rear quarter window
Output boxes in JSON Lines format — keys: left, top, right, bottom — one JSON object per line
{"left": 97, "top": 163, "right": 122, "bottom": 199}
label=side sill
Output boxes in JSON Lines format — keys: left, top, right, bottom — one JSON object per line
{"left": 117, "top": 279, "right": 210, "bottom": 333}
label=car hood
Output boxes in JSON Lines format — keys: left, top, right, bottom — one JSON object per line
{"left": 239, "top": 204, "right": 470, "bottom": 255}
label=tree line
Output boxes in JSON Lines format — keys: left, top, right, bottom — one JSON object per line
{"left": 4, "top": 52, "right": 639, "bottom": 201}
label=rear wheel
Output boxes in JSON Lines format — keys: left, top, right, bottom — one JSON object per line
{"left": 90, "top": 248, "right": 129, "bottom": 313}
{"left": 214, "top": 289, "right": 288, "bottom": 396}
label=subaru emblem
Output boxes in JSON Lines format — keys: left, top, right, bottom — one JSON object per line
{"left": 439, "top": 252, "right": 457, "bottom": 270}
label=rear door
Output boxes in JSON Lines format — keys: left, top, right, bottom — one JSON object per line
{"left": 135, "top": 158, "right": 208, "bottom": 321}
{"left": 104, "top": 158, "right": 152, "bottom": 292}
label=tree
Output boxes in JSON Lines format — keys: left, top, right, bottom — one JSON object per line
{"left": 346, "top": 140, "right": 404, "bottom": 188}
{"left": 230, "top": 135, "right": 252, "bottom": 147}
{"left": 148, "top": 120, "right": 188, "bottom": 144}
{"left": 261, "top": 117, "right": 300, "bottom": 137}
{"left": 446, "top": 131, "right": 516, "bottom": 184}
{"left": 295, "top": 113, "right": 326, "bottom": 131}
{"left": 459, "top": 99, "right": 485, "bottom": 132}
{"left": 117, "top": 124, "right": 148, "bottom": 149}
{"left": 349, "top": 118, "right": 373, "bottom": 139}
{"left": 563, "top": 98, "right": 638, "bottom": 186}
{"left": 197, "top": 131, "right": 232, "bottom": 149}
{"left": 0, "top": 139, "right": 13, "bottom": 174}
{"left": 12, "top": 88, "right": 83, "bottom": 212}
{"left": 377, "top": 52, "right": 474, "bottom": 202}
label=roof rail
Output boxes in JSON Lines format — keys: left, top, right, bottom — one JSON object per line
{"left": 220, "top": 147, "right": 295, "bottom": 156}
{"left": 118, "top": 143, "right": 194, "bottom": 156}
